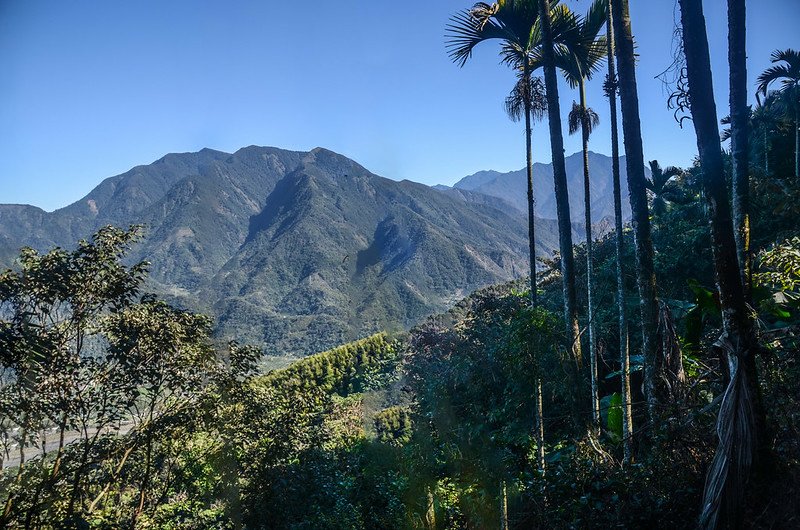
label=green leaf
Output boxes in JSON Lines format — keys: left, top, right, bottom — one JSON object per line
{"left": 606, "top": 393, "right": 623, "bottom": 442}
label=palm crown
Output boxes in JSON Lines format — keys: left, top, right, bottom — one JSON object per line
{"left": 756, "top": 49, "right": 800, "bottom": 100}
{"left": 446, "top": 0, "right": 546, "bottom": 70}
{"left": 646, "top": 160, "right": 685, "bottom": 217}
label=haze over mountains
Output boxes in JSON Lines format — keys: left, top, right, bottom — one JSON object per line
{"left": 446, "top": 151, "right": 642, "bottom": 225}
{"left": 0, "top": 146, "right": 634, "bottom": 355}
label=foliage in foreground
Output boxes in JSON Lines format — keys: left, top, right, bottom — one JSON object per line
{"left": 1, "top": 101, "right": 799, "bottom": 528}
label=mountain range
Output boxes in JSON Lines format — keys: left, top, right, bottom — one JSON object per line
{"left": 446, "top": 151, "right": 645, "bottom": 227}
{"left": 1, "top": 146, "right": 589, "bottom": 355}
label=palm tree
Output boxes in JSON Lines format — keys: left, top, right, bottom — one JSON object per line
{"left": 561, "top": 0, "right": 607, "bottom": 434}
{"left": 447, "top": 0, "right": 543, "bottom": 306}
{"left": 448, "top": 0, "right": 586, "bottom": 430}
{"left": 751, "top": 93, "right": 781, "bottom": 174}
{"left": 535, "top": 0, "right": 584, "bottom": 393}
{"left": 446, "top": 0, "right": 549, "bottom": 476}
{"left": 757, "top": 49, "right": 800, "bottom": 178}
{"left": 645, "top": 160, "right": 684, "bottom": 219}
{"left": 721, "top": 94, "right": 781, "bottom": 175}
{"left": 505, "top": 73, "right": 548, "bottom": 306}
{"left": 727, "top": 0, "right": 749, "bottom": 291}
{"left": 677, "top": 0, "right": 768, "bottom": 527}
{"left": 610, "top": 0, "right": 661, "bottom": 423}
{"left": 603, "top": 0, "right": 633, "bottom": 465}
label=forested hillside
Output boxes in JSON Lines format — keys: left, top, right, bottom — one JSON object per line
{"left": 0, "top": 146, "right": 566, "bottom": 356}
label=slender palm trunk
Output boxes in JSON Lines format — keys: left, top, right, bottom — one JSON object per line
{"left": 579, "top": 79, "right": 599, "bottom": 434}
{"left": 537, "top": 0, "right": 582, "bottom": 382}
{"left": 524, "top": 69, "right": 538, "bottom": 306}
{"left": 622, "top": 327, "right": 633, "bottom": 462}
{"left": 678, "top": 1, "right": 768, "bottom": 527}
{"left": 795, "top": 106, "right": 799, "bottom": 178}
{"left": 605, "top": 0, "right": 633, "bottom": 464}
{"left": 764, "top": 127, "right": 769, "bottom": 174}
{"left": 524, "top": 67, "right": 546, "bottom": 476}
{"left": 611, "top": 0, "right": 661, "bottom": 423}
{"left": 728, "top": 0, "right": 750, "bottom": 294}
{"left": 535, "top": 377, "right": 545, "bottom": 474}
{"left": 500, "top": 480, "right": 509, "bottom": 530}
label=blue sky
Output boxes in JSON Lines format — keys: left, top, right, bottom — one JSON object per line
{"left": 1, "top": 0, "right": 798, "bottom": 211}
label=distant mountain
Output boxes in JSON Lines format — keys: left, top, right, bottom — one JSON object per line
{"left": 448, "top": 151, "right": 649, "bottom": 225}
{"left": 0, "top": 146, "right": 570, "bottom": 356}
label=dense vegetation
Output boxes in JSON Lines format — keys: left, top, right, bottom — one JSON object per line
{"left": 1, "top": 1, "right": 799, "bottom": 529}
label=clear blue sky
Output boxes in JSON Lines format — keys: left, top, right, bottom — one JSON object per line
{"left": 1, "top": 0, "right": 797, "bottom": 211}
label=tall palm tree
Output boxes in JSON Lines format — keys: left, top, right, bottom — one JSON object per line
{"left": 535, "top": 0, "right": 584, "bottom": 391}
{"left": 757, "top": 49, "right": 800, "bottom": 178}
{"left": 721, "top": 94, "right": 781, "bottom": 175}
{"left": 561, "top": 0, "right": 607, "bottom": 434}
{"left": 728, "top": 0, "right": 749, "bottom": 291}
{"left": 448, "top": 0, "right": 586, "bottom": 428}
{"left": 645, "top": 160, "right": 684, "bottom": 219}
{"left": 610, "top": 0, "right": 661, "bottom": 423}
{"left": 505, "top": 73, "right": 548, "bottom": 306}
{"left": 447, "top": 0, "right": 543, "bottom": 306}
{"left": 603, "top": 0, "right": 633, "bottom": 465}
{"left": 677, "top": 0, "right": 768, "bottom": 527}
{"left": 752, "top": 93, "right": 781, "bottom": 174}
{"left": 446, "top": 0, "right": 550, "bottom": 476}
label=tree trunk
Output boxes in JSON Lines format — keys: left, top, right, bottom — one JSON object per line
{"left": 622, "top": 327, "right": 634, "bottom": 463}
{"left": 425, "top": 486, "right": 436, "bottom": 529}
{"left": 500, "top": 480, "right": 509, "bottom": 530}
{"left": 524, "top": 68, "right": 538, "bottom": 306}
{"left": 677, "top": 0, "right": 768, "bottom": 527}
{"left": 579, "top": 79, "right": 600, "bottom": 435}
{"left": 795, "top": 106, "right": 799, "bottom": 178}
{"left": 537, "top": 0, "right": 583, "bottom": 385}
{"left": 610, "top": 0, "right": 662, "bottom": 423}
{"left": 535, "top": 377, "right": 546, "bottom": 474}
{"left": 605, "top": 0, "right": 633, "bottom": 464}
{"left": 728, "top": 0, "right": 750, "bottom": 295}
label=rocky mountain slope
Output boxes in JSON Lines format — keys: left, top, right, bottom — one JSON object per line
{"left": 1, "top": 146, "right": 570, "bottom": 355}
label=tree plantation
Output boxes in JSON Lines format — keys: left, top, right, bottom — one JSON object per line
{"left": 1, "top": 0, "right": 799, "bottom": 529}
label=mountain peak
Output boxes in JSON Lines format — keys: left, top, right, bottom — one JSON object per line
{"left": 0, "top": 145, "right": 550, "bottom": 356}
{"left": 450, "top": 151, "right": 637, "bottom": 222}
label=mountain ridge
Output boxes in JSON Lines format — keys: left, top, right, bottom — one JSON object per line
{"left": 446, "top": 150, "right": 650, "bottom": 224}
{"left": 1, "top": 145, "right": 568, "bottom": 356}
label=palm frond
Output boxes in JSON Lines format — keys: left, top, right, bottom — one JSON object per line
{"left": 445, "top": 6, "right": 509, "bottom": 67}
{"left": 494, "top": 0, "right": 540, "bottom": 48}
{"left": 547, "top": 2, "right": 607, "bottom": 84}
{"left": 529, "top": 76, "right": 547, "bottom": 119}
{"left": 756, "top": 65, "right": 794, "bottom": 96}
{"left": 770, "top": 48, "right": 800, "bottom": 70}
{"left": 500, "top": 41, "right": 527, "bottom": 68}
{"left": 756, "top": 48, "right": 800, "bottom": 97}
{"left": 646, "top": 160, "right": 662, "bottom": 191}
{"left": 663, "top": 166, "right": 684, "bottom": 179}
{"left": 581, "top": 0, "right": 608, "bottom": 43}
{"left": 584, "top": 106, "right": 600, "bottom": 136}
{"left": 568, "top": 101, "right": 582, "bottom": 135}
{"left": 567, "top": 102, "right": 599, "bottom": 136}
{"left": 505, "top": 74, "right": 547, "bottom": 122}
